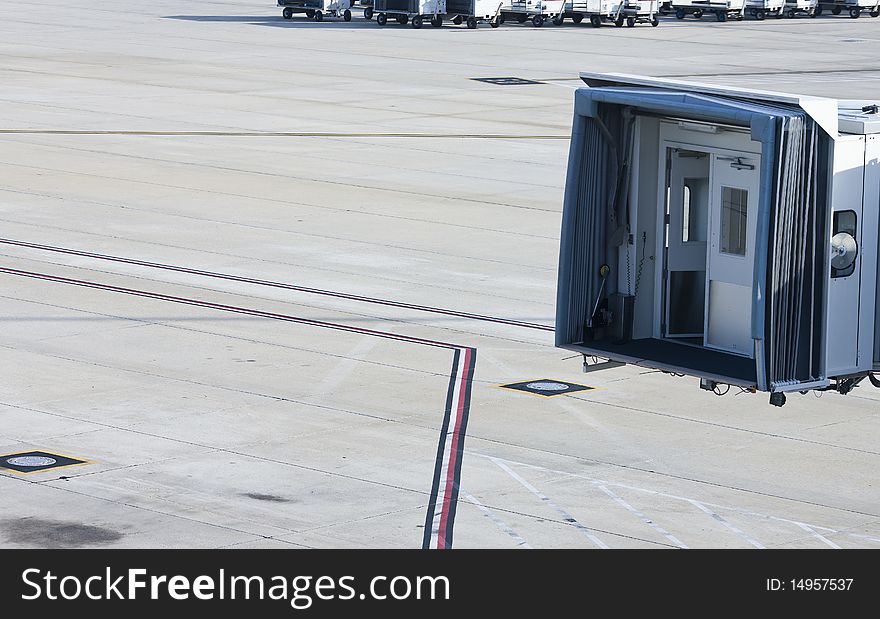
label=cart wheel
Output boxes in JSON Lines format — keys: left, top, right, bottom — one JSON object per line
{"left": 397, "top": 14, "right": 408, "bottom": 23}
{"left": 832, "top": 5, "right": 842, "bottom": 14}
{"left": 412, "top": 15, "right": 422, "bottom": 27}
{"left": 376, "top": 12, "right": 387, "bottom": 25}
{"left": 675, "top": 7, "right": 685, "bottom": 18}
{"left": 614, "top": 16, "right": 624, "bottom": 26}
{"left": 872, "top": 9, "right": 880, "bottom": 17}
{"left": 785, "top": 8, "right": 794, "bottom": 17}
{"left": 516, "top": 14, "right": 528, "bottom": 22}
{"left": 626, "top": 15, "right": 635, "bottom": 26}
{"left": 532, "top": 14, "right": 544, "bottom": 26}
{"left": 498, "top": 13, "right": 506, "bottom": 23}
{"left": 755, "top": 9, "right": 765, "bottom": 19}
{"left": 431, "top": 14, "right": 443, "bottom": 26}
{"left": 716, "top": 10, "right": 727, "bottom": 20}
{"left": 453, "top": 14, "right": 463, "bottom": 24}
{"left": 651, "top": 14, "right": 659, "bottom": 25}
{"left": 314, "top": 10, "right": 323, "bottom": 21}
{"left": 467, "top": 16, "right": 478, "bottom": 28}
{"left": 343, "top": 9, "right": 352, "bottom": 21}
{"left": 814, "top": 5, "right": 822, "bottom": 15}
{"left": 590, "top": 14, "right": 602, "bottom": 26}
{"left": 282, "top": 7, "right": 293, "bottom": 19}
{"left": 693, "top": 8, "right": 703, "bottom": 18}
{"left": 364, "top": 6, "right": 373, "bottom": 19}
{"left": 736, "top": 12, "right": 744, "bottom": 19}
{"left": 553, "top": 14, "right": 564, "bottom": 25}
{"left": 572, "top": 13, "right": 584, "bottom": 22}
{"left": 849, "top": 6, "right": 861, "bottom": 17}
{"left": 306, "top": 9, "right": 315, "bottom": 18}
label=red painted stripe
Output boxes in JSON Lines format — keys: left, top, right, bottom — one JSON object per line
{"left": 436, "top": 347, "right": 473, "bottom": 549}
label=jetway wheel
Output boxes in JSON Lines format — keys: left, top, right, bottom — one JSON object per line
{"left": 314, "top": 10, "right": 323, "bottom": 21}
{"left": 553, "top": 14, "right": 564, "bottom": 24}
{"left": 675, "top": 7, "right": 685, "bottom": 18}
{"left": 431, "top": 15, "right": 443, "bottom": 26}
{"left": 693, "top": 8, "right": 703, "bottom": 17}
{"left": 306, "top": 9, "right": 315, "bottom": 17}
{"left": 572, "top": 14, "right": 584, "bottom": 22}
{"left": 590, "top": 15, "right": 602, "bottom": 26}
{"left": 376, "top": 12, "right": 387, "bottom": 24}
{"left": 626, "top": 16, "right": 635, "bottom": 26}
{"left": 850, "top": 6, "right": 861, "bottom": 16}
{"left": 364, "top": 6, "right": 374, "bottom": 19}
{"left": 412, "top": 15, "right": 422, "bottom": 27}
{"left": 343, "top": 9, "right": 352, "bottom": 21}
{"left": 282, "top": 7, "right": 293, "bottom": 19}
{"left": 453, "top": 14, "right": 463, "bottom": 24}
{"left": 467, "top": 16, "right": 478, "bottom": 27}
{"left": 532, "top": 14, "right": 544, "bottom": 26}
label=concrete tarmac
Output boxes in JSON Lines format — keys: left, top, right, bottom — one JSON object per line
{"left": 1, "top": 0, "right": 879, "bottom": 548}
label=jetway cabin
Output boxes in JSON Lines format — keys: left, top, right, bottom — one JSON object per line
{"left": 556, "top": 73, "right": 880, "bottom": 406}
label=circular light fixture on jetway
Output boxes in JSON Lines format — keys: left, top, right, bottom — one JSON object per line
{"left": 831, "top": 232, "right": 858, "bottom": 270}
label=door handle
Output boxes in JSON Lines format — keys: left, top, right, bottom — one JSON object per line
{"left": 716, "top": 156, "right": 755, "bottom": 171}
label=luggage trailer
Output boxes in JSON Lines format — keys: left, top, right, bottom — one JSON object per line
{"left": 689, "top": 0, "right": 746, "bottom": 20}
{"left": 565, "top": 0, "right": 660, "bottom": 26}
{"left": 815, "top": 0, "right": 880, "bottom": 16}
{"left": 782, "top": 0, "right": 819, "bottom": 16}
{"left": 373, "top": 0, "right": 445, "bottom": 26}
{"left": 745, "top": 0, "right": 785, "bottom": 18}
{"left": 670, "top": 0, "right": 709, "bottom": 18}
{"left": 279, "top": 0, "right": 353, "bottom": 21}
{"left": 499, "top": 0, "right": 566, "bottom": 26}
{"left": 446, "top": 0, "right": 505, "bottom": 27}
{"left": 557, "top": 72, "right": 880, "bottom": 406}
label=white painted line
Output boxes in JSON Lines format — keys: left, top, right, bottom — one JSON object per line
{"left": 687, "top": 500, "right": 765, "bottom": 549}
{"left": 793, "top": 522, "right": 842, "bottom": 549}
{"left": 462, "top": 490, "right": 532, "bottom": 549}
{"left": 475, "top": 455, "right": 868, "bottom": 546}
{"left": 596, "top": 484, "right": 688, "bottom": 549}
{"left": 490, "top": 457, "right": 609, "bottom": 549}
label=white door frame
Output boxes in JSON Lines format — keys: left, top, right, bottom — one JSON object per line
{"left": 654, "top": 122, "right": 761, "bottom": 343}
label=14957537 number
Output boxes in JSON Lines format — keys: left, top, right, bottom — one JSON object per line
{"left": 790, "top": 578, "right": 853, "bottom": 591}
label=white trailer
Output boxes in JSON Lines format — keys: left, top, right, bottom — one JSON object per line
{"left": 446, "top": 0, "right": 505, "bottom": 26}
{"left": 279, "top": 0, "right": 353, "bottom": 21}
{"left": 670, "top": 0, "right": 706, "bottom": 18}
{"left": 374, "top": 0, "right": 445, "bottom": 26}
{"left": 746, "top": 0, "right": 785, "bottom": 18}
{"left": 570, "top": 0, "right": 659, "bottom": 26}
{"left": 783, "top": 0, "right": 818, "bottom": 16}
{"left": 691, "top": 0, "right": 746, "bottom": 20}
{"left": 499, "top": 0, "right": 567, "bottom": 26}
{"left": 815, "top": 0, "right": 880, "bottom": 16}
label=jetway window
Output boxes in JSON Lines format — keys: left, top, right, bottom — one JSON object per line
{"left": 720, "top": 186, "right": 748, "bottom": 256}
{"left": 682, "top": 179, "right": 708, "bottom": 243}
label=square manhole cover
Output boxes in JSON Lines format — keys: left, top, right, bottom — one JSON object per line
{"left": 471, "top": 77, "right": 543, "bottom": 86}
{"left": 499, "top": 379, "right": 597, "bottom": 398}
{"left": 0, "top": 450, "right": 89, "bottom": 474}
